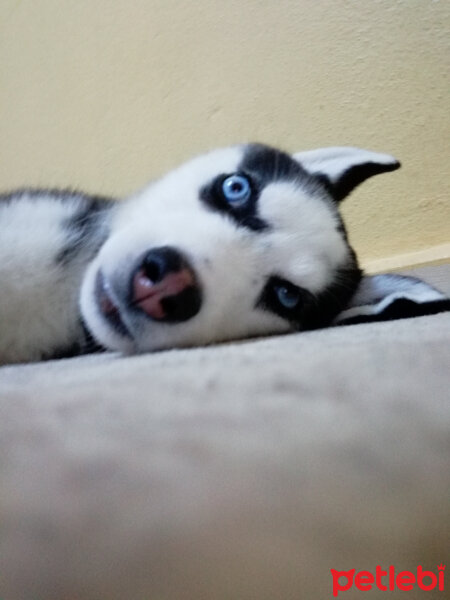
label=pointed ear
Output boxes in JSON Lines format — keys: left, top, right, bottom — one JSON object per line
{"left": 334, "top": 274, "right": 450, "bottom": 325}
{"left": 293, "top": 147, "right": 400, "bottom": 202}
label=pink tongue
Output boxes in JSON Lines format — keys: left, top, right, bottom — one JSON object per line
{"left": 133, "top": 269, "right": 194, "bottom": 319}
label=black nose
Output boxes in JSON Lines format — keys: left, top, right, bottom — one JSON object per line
{"left": 132, "top": 246, "right": 202, "bottom": 322}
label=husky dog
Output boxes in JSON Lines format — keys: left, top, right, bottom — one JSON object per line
{"left": 0, "top": 143, "right": 448, "bottom": 365}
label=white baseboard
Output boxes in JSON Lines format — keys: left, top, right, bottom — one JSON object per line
{"left": 363, "top": 243, "right": 450, "bottom": 274}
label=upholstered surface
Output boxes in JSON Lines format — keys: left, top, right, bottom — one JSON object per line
{"left": 1, "top": 294, "right": 449, "bottom": 599}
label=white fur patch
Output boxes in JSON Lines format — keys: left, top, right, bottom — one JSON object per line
{"left": 0, "top": 193, "right": 88, "bottom": 362}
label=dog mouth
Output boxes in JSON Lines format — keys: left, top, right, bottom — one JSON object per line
{"left": 95, "top": 270, "right": 132, "bottom": 338}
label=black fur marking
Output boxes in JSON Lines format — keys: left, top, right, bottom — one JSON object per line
{"left": 239, "top": 143, "right": 334, "bottom": 203}
{"left": 0, "top": 187, "right": 112, "bottom": 266}
{"left": 238, "top": 143, "right": 312, "bottom": 188}
{"left": 81, "top": 322, "right": 106, "bottom": 354}
{"left": 200, "top": 172, "right": 268, "bottom": 232}
{"left": 199, "top": 144, "right": 329, "bottom": 232}
{"left": 258, "top": 260, "right": 362, "bottom": 330}
{"left": 337, "top": 298, "right": 450, "bottom": 326}
{"left": 0, "top": 187, "right": 108, "bottom": 206}
{"left": 57, "top": 194, "right": 112, "bottom": 265}
{"left": 45, "top": 339, "right": 89, "bottom": 361}
{"left": 0, "top": 188, "right": 67, "bottom": 203}
{"left": 303, "top": 262, "right": 363, "bottom": 329}
{"left": 45, "top": 322, "right": 105, "bottom": 361}
{"left": 258, "top": 276, "right": 312, "bottom": 322}
{"left": 335, "top": 212, "right": 350, "bottom": 242}
{"left": 318, "top": 160, "right": 401, "bottom": 203}
{"left": 239, "top": 144, "right": 363, "bottom": 328}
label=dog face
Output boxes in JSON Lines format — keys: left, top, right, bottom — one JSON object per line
{"left": 80, "top": 143, "right": 399, "bottom": 353}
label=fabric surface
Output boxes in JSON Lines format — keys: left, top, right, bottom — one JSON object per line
{"left": 1, "top": 304, "right": 449, "bottom": 599}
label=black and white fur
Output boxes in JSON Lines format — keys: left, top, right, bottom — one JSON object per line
{"left": 0, "top": 143, "right": 448, "bottom": 365}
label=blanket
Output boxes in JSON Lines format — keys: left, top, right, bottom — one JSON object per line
{"left": 1, "top": 265, "right": 449, "bottom": 599}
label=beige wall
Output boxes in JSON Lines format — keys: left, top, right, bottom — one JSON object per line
{"left": 1, "top": 0, "right": 449, "bottom": 270}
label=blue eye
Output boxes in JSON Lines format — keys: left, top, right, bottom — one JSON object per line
{"left": 275, "top": 284, "right": 301, "bottom": 309}
{"left": 221, "top": 174, "right": 251, "bottom": 206}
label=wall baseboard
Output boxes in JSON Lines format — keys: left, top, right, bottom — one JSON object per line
{"left": 363, "top": 243, "right": 450, "bottom": 274}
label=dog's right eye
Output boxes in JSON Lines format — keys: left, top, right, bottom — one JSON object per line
{"left": 221, "top": 174, "right": 252, "bottom": 207}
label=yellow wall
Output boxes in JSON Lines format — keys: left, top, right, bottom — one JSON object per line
{"left": 1, "top": 0, "right": 449, "bottom": 270}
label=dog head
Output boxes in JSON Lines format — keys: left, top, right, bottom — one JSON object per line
{"left": 80, "top": 143, "right": 400, "bottom": 353}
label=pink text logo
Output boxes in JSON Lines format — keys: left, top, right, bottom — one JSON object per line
{"left": 330, "top": 564, "right": 445, "bottom": 597}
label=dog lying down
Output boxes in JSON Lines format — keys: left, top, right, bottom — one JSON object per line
{"left": 0, "top": 143, "right": 449, "bottom": 365}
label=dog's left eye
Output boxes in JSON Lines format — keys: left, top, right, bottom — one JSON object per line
{"left": 221, "top": 174, "right": 252, "bottom": 206}
{"left": 257, "top": 276, "right": 306, "bottom": 320}
{"left": 273, "top": 282, "right": 302, "bottom": 309}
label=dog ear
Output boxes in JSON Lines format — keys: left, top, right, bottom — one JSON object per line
{"left": 334, "top": 274, "right": 450, "bottom": 325}
{"left": 293, "top": 147, "right": 400, "bottom": 202}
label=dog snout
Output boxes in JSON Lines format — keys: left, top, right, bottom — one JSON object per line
{"left": 131, "top": 246, "right": 202, "bottom": 322}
